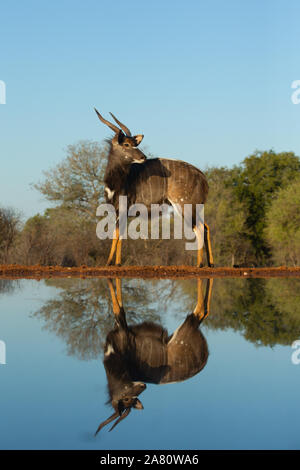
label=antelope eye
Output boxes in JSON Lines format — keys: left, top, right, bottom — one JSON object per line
{"left": 124, "top": 143, "right": 129, "bottom": 147}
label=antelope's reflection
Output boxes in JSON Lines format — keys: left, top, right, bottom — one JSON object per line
{"left": 95, "top": 278, "right": 213, "bottom": 434}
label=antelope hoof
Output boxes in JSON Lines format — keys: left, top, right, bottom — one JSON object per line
{"left": 209, "top": 263, "right": 214, "bottom": 268}
{"left": 106, "top": 260, "right": 113, "bottom": 266}
{"left": 115, "top": 263, "right": 121, "bottom": 267}
{"left": 198, "top": 263, "right": 204, "bottom": 268}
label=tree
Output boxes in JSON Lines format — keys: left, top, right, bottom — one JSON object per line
{"left": 14, "top": 207, "right": 110, "bottom": 266}
{"left": 34, "top": 141, "right": 107, "bottom": 219}
{"left": 28, "top": 145, "right": 300, "bottom": 267}
{"left": 0, "top": 206, "right": 21, "bottom": 263}
{"left": 205, "top": 167, "right": 254, "bottom": 266}
{"left": 265, "top": 175, "right": 300, "bottom": 266}
{"left": 232, "top": 150, "right": 300, "bottom": 264}
{"left": 17, "top": 213, "right": 57, "bottom": 265}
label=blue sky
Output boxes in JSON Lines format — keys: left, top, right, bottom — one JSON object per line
{"left": 1, "top": 0, "right": 300, "bottom": 219}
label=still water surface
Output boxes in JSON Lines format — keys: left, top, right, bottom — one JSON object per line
{"left": 0, "top": 277, "right": 299, "bottom": 449}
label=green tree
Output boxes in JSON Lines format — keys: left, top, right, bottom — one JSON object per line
{"left": 232, "top": 150, "right": 300, "bottom": 264}
{"left": 265, "top": 175, "right": 300, "bottom": 266}
{"left": 205, "top": 167, "right": 254, "bottom": 266}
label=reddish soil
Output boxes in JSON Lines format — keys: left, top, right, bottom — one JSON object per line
{"left": 0, "top": 264, "right": 299, "bottom": 279}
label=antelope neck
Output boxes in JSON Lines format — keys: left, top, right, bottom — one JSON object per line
{"left": 104, "top": 150, "right": 132, "bottom": 194}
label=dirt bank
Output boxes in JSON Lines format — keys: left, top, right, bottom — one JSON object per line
{"left": 0, "top": 264, "right": 299, "bottom": 279}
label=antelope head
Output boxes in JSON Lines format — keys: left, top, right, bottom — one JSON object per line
{"left": 95, "top": 381, "right": 146, "bottom": 434}
{"left": 94, "top": 108, "right": 146, "bottom": 164}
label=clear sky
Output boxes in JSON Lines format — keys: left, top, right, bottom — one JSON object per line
{"left": 1, "top": 0, "right": 300, "bottom": 219}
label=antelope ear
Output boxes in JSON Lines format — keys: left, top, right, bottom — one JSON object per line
{"left": 133, "top": 134, "right": 144, "bottom": 146}
{"left": 133, "top": 398, "right": 144, "bottom": 410}
{"left": 117, "top": 131, "right": 126, "bottom": 144}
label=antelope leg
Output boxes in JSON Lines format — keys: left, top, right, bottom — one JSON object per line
{"left": 201, "top": 278, "right": 214, "bottom": 322}
{"left": 204, "top": 223, "right": 214, "bottom": 267}
{"left": 116, "top": 278, "right": 123, "bottom": 308}
{"left": 107, "top": 279, "right": 121, "bottom": 315}
{"left": 194, "top": 225, "right": 204, "bottom": 267}
{"left": 193, "top": 279, "right": 205, "bottom": 319}
{"left": 116, "top": 238, "right": 122, "bottom": 266}
{"left": 193, "top": 278, "right": 214, "bottom": 323}
{"left": 106, "top": 226, "right": 119, "bottom": 266}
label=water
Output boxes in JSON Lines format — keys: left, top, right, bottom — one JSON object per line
{"left": 0, "top": 277, "right": 299, "bottom": 450}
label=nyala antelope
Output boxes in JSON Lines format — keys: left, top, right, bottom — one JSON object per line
{"left": 95, "top": 277, "right": 213, "bottom": 434}
{"left": 94, "top": 109, "right": 214, "bottom": 267}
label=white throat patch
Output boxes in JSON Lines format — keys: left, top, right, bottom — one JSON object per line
{"left": 105, "top": 343, "right": 115, "bottom": 356}
{"left": 105, "top": 186, "right": 115, "bottom": 200}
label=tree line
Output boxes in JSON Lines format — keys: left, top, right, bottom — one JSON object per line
{"left": 1, "top": 141, "right": 299, "bottom": 266}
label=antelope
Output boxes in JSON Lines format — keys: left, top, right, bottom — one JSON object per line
{"left": 94, "top": 109, "right": 214, "bottom": 267}
{"left": 95, "top": 277, "right": 213, "bottom": 434}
